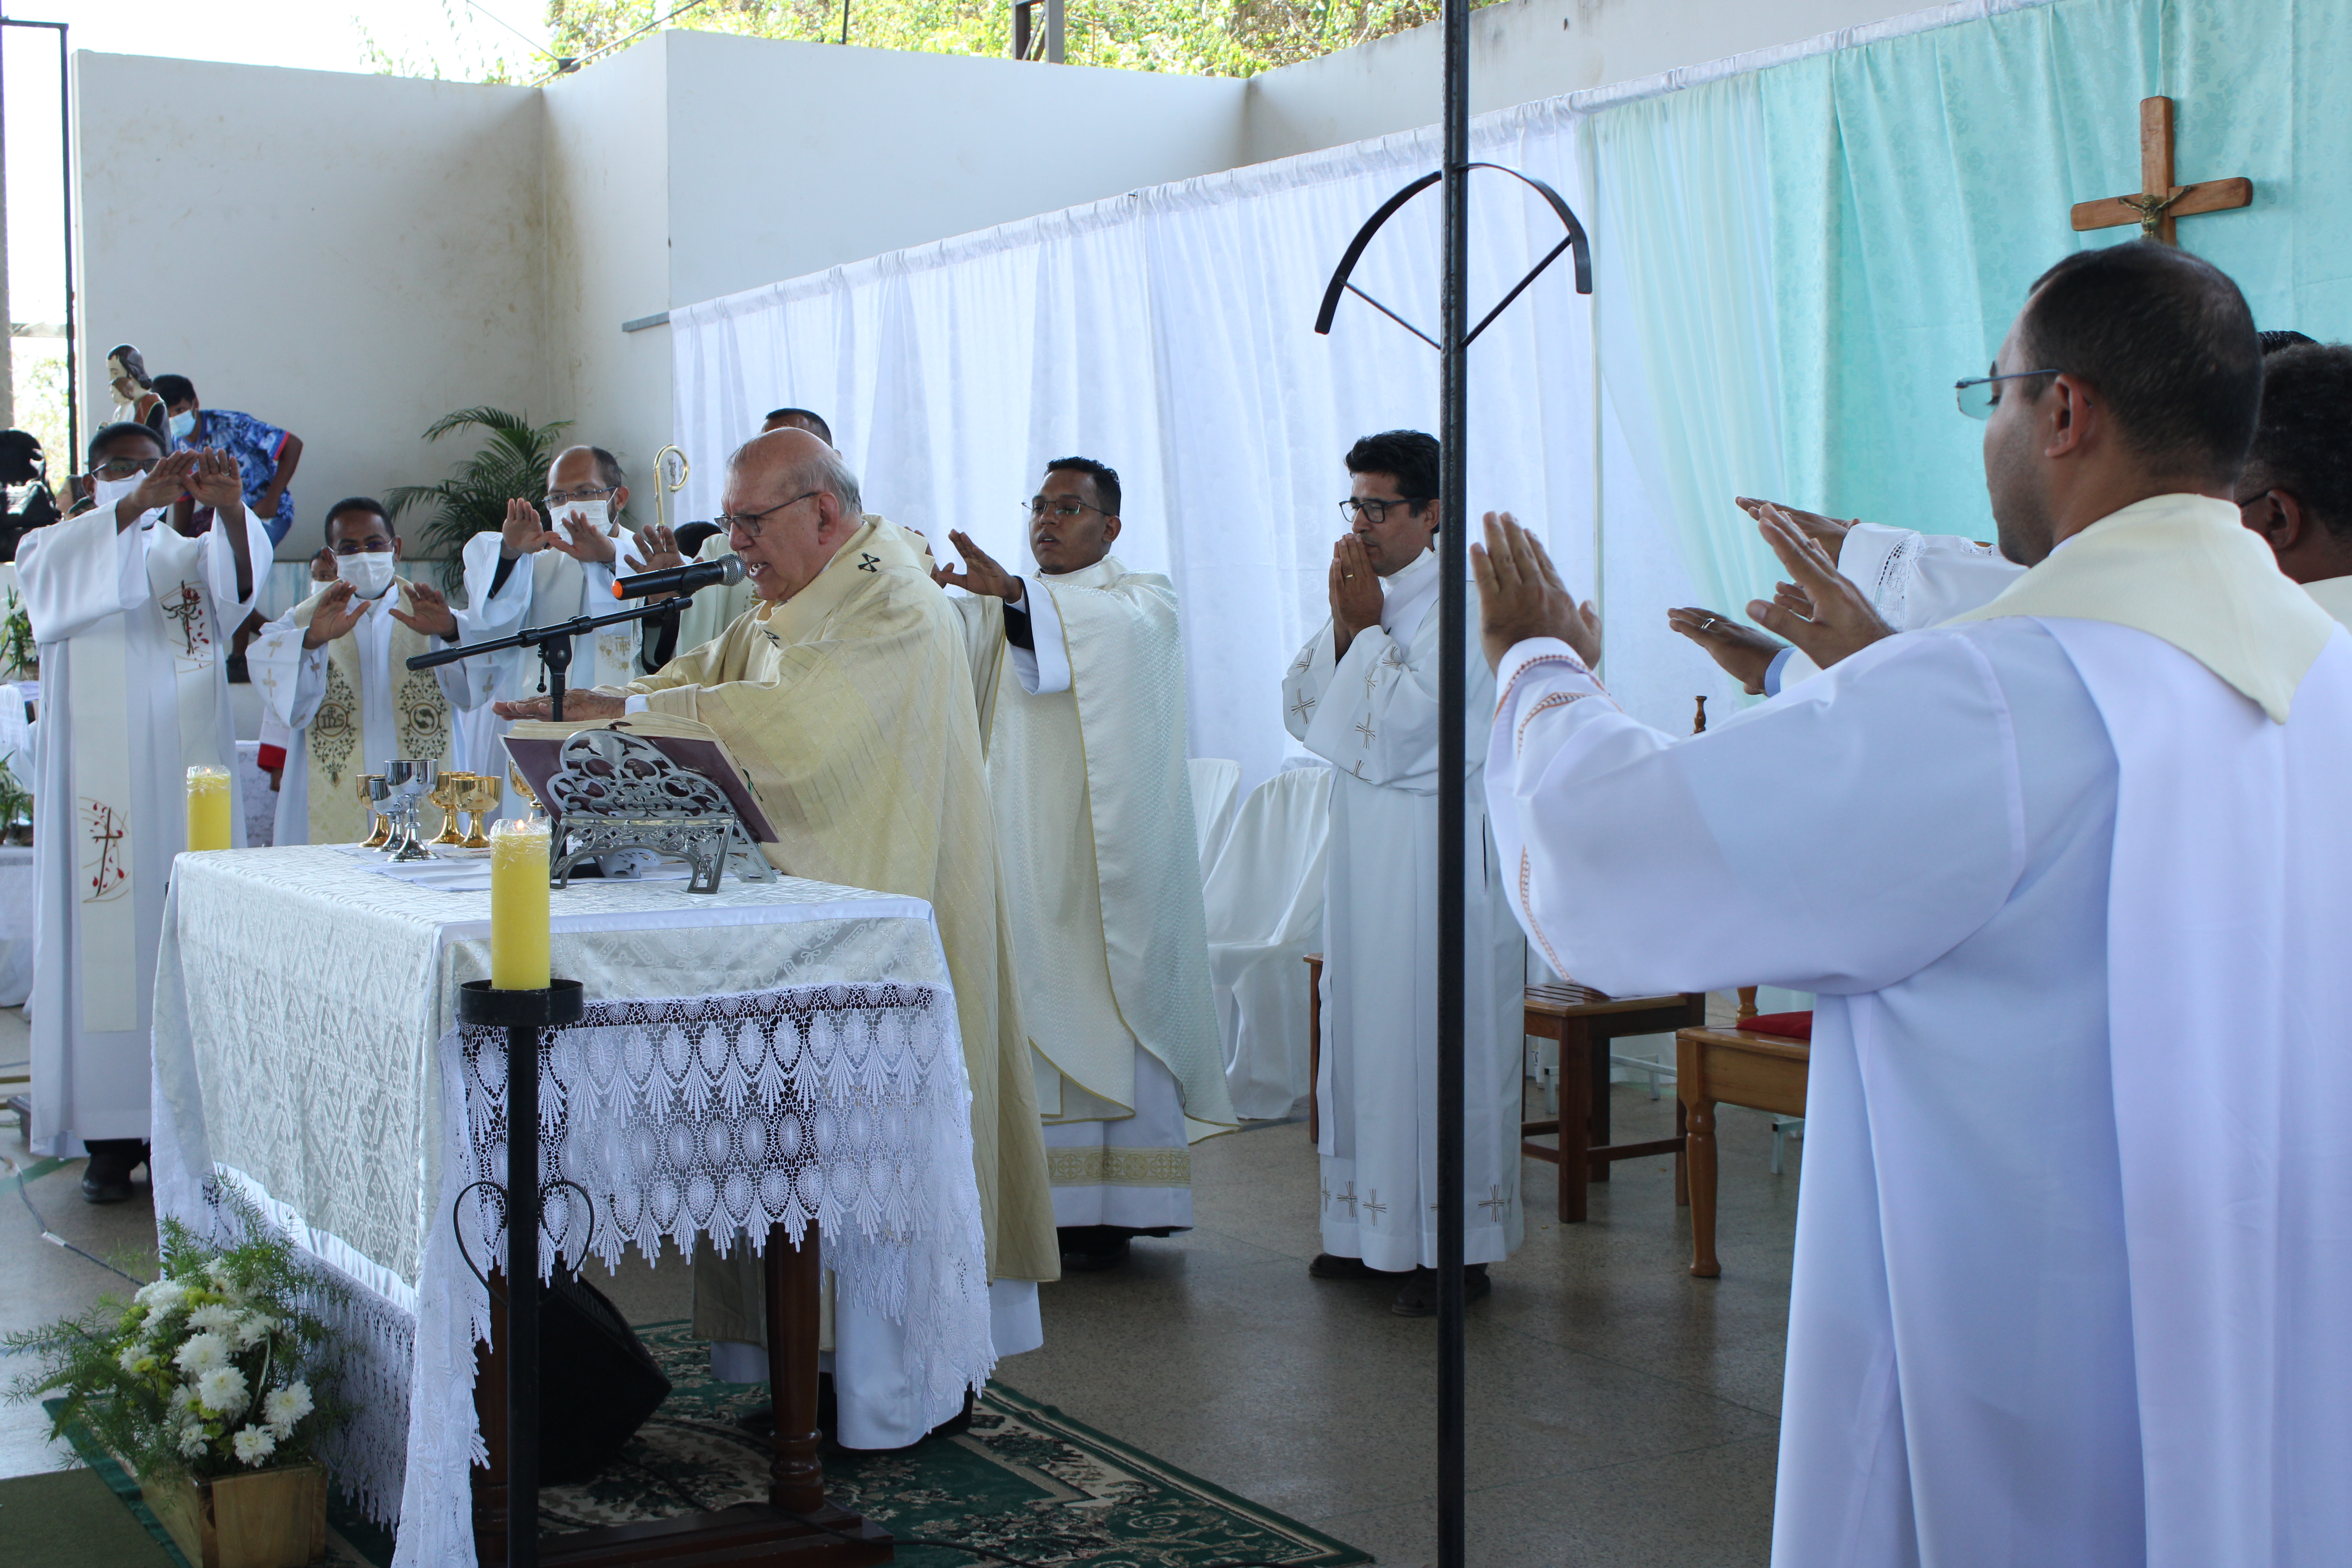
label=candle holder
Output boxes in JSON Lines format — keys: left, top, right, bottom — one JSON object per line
{"left": 456, "top": 978, "right": 583, "bottom": 1568}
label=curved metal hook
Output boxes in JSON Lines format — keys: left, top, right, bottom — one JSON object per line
{"left": 1314, "top": 162, "right": 1592, "bottom": 347}
{"left": 450, "top": 1176, "right": 599, "bottom": 1304}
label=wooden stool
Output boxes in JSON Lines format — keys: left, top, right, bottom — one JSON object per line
{"left": 1519, "top": 985, "right": 1707, "bottom": 1221}
{"left": 1673, "top": 1009, "right": 1809, "bottom": 1278}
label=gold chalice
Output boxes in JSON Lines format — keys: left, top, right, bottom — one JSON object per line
{"left": 509, "top": 764, "right": 544, "bottom": 818}
{"left": 357, "top": 774, "right": 392, "bottom": 848}
{"left": 461, "top": 774, "right": 499, "bottom": 849}
{"left": 428, "top": 772, "right": 469, "bottom": 846}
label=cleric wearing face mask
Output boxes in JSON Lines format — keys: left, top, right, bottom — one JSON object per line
{"left": 241, "top": 499, "right": 483, "bottom": 847}
{"left": 149, "top": 373, "right": 303, "bottom": 549}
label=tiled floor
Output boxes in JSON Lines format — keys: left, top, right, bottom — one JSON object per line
{"left": 4, "top": 999, "right": 1801, "bottom": 1566}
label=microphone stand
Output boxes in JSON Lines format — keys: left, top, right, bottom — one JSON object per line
{"left": 407, "top": 593, "right": 688, "bottom": 721}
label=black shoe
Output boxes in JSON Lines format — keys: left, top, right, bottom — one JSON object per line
{"left": 1391, "top": 1263, "right": 1492, "bottom": 1317}
{"left": 80, "top": 1139, "right": 147, "bottom": 1204}
{"left": 1058, "top": 1225, "right": 1132, "bottom": 1272}
{"left": 1308, "top": 1252, "right": 1386, "bottom": 1281}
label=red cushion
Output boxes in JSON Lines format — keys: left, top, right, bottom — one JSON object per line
{"left": 256, "top": 744, "right": 287, "bottom": 771}
{"left": 1741, "top": 1010, "right": 1812, "bottom": 1041}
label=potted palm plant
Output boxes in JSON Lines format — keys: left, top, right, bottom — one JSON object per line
{"left": 387, "top": 406, "right": 570, "bottom": 588}
{"left": 7, "top": 1206, "right": 348, "bottom": 1568}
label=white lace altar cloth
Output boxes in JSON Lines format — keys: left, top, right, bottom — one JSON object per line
{"left": 148, "top": 846, "right": 992, "bottom": 1568}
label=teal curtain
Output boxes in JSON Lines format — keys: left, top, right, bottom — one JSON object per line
{"left": 1762, "top": 0, "right": 2352, "bottom": 539}
{"left": 1589, "top": 75, "right": 1789, "bottom": 617}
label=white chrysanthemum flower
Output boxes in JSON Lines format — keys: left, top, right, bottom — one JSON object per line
{"left": 196, "top": 1365, "right": 249, "bottom": 1416}
{"left": 205, "top": 1259, "right": 234, "bottom": 1290}
{"left": 261, "top": 1382, "right": 314, "bottom": 1435}
{"left": 135, "top": 1278, "right": 186, "bottom": 1313}
{"left": 168, "top": 1384, "right": 195, "bottom": 1414}
{"left": 174, "top": 1333, "right": 229, "bottom": 1376}
{"left": 117, "top": 1344, "right": 145, "bottom": 1374}
{"left": 187, "top": 1303, "right": 240, "bottom": 1335}
{"left": 228, "top": 1312, "right": 272, "bottom": 1351}
{"left": 232, "top": 1426, "right": 276, "bottom": 1466}
{"left": 178, "top": 1423, "right": 210, "bottom": 1458}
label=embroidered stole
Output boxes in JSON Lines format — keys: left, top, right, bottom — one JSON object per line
{"left": 65, "top": 527, "right": 228, "bottom": 1032}
{"left": 286, "top": 581, "right": 454, "bottom": 842}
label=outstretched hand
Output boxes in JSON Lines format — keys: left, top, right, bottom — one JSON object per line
{"left": 1735, "top": 496, "right": 1857, "bottom": 566}
{"left": 499, "top": 497, "right": 546, "bottom": 559}
{"left": 185, "top": 449, "right": 247, "bottom": 518}
{"left": 493, "top": 690, "right": 626, "bottom": 722}
{"left": 1666, "top": 607, "right": 1784, "bottom": 695}
{"left": 544, "top": 511, "right": 619, "bottom": 565}
{"left": 1472, "top": 512, "right": 1598, "bottom": 672}
{"left": 932, "top": 530, "right": 1023, "bottom": 601}
{"left": 1743, "top": 505, "right": 1895, "bottom": 670}
{"left": 388, "top": 580, "right": 459, "bottom": 640}
{"left": 302, "top": 581, "right": 372, "bottom": 649}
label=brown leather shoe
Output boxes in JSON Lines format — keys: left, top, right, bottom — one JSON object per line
{"left": 1308, "top": 1252, "right": 1385, "bottom": 1280}
{"left": 1391, "top": 1263, "right": 1492, "bottom": 1317}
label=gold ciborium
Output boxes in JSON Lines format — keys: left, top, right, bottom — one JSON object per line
{"left": 357, "top": 774, "right": 392, "bottom": 848}
{"left": 428, "top": 771, "right": 470, "bottom": 846}
{"left": 460, "top": 773, "right": 499, "bottom": 849}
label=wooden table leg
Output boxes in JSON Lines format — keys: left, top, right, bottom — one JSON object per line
{"left": 1586, "top": 1020, "right": 1613, "bottom": 1182}
{"left": 764, "top": 1223, "right": 824, "bottom": 1517}
{"left": 472, "top": 1269, "right": 511, "bottom": 1566}
{"left": 1673, "top": 1098, "right": 1690, "bottom": 1209}
{"left": 1557, "top": 1028, "right": 1590, "bottom": 1224}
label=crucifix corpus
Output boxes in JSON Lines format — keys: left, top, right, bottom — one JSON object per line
{"left": 2070, "top": 95, "right": 2250, "bottom": 246}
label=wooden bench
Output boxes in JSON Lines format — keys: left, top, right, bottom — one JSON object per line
{"left": 1673, "top": 1007, "right": 1809, "bottom": 1277}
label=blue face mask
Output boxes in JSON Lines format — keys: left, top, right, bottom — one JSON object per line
{"left": 168, "top": 410, "right": 196, "bottom": 441}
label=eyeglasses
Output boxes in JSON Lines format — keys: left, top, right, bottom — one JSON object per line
{"left": 717, "top": 491, "right": 820, "bottom": 540}
{"left": 328, "top": 539, "right": 393, "bottom": 555}
{"left": 91, "top": 457, "right": 159, "bottom": 481}
{"left": 1026, "top": 497, "right": 1110, "bottom": 521}
{"left": 544, "top": 485, "right": 619, "bottom": 509}
{"left": 1954, "top": 367, "right": 2062, "bottom": 419}
{"left": 1340, "top": 497, "right": 1420, "bottom": 524}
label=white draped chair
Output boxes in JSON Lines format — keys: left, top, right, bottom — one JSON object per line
{"left": 1187, "top": 757, "right": 1241, "bottom": 878}
{"left": 1203, "top": 763, "right": 1331, "bottom": 1120}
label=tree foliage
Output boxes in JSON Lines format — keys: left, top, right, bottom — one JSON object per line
{"left": 415, "top": 0, "right": 1471, "bottom": 83}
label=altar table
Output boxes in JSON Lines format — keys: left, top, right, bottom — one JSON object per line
{"left": 149, "top": 846, "right": 993, "bottom": 1567}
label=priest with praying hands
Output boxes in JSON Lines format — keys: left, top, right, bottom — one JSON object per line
{"left": 492, "top": 428, "right": 1059, "bottom": 1448}
{"left": 932, "top": 458, "right": 1236, "bottom": 1275}
{"left": 1475, "top": 243, "right": 2352, "bottom": 1566}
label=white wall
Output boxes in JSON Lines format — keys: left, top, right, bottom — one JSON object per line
{"left": 1241, "top": 0, "right": 1933, "bottom": 163}
{"left": 73, "top": 54, "right": 544, "bottom": 561}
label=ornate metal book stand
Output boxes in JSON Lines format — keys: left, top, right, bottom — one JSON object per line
{"left": 543, "top": 730, "right": 776, "bottom": 894}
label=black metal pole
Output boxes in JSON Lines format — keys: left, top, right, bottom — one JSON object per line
{"left": 506, "top": 1018, "right": 541, "bottom": 1568}
{"left": 57, "top": 22, "right": 73, "bottom": 472}
{"left": 1436, "top": 0, "right": 1470, "bottom": 1557}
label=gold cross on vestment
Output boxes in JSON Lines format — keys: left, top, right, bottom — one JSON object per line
{"left": 1478, "top": 1186, "right": 1509, "bottom": 1217}
{"left": 2070, "top": 96, "right": 2250, "bottom": 246}
{"left": 1290, "top": 693, "right": 1318, "bottom": 724}
{"left": 1363, "top": 664, "right": 1381, "bottom": 699}
{"left": 1353, "top": 715, "right": 1376, "bottom": 748}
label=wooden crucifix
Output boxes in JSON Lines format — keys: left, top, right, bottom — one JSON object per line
{"left": 2071, "top": 96, "right": 2251, "bottom": 246}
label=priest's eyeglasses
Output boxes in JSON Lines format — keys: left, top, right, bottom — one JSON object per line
{"left": 719, "top": 491, "right": 820, "bottom": 539}
{"left": 1028, "top": 497, "right": 1109, "bottom": 520}
{"left": 1341, "top": 497, "right": 1420, "bottom": 524}
{"left": 1954, "top": 368, "right": 2061, "bottom": 419}
{"left": 90, "top": 456, "right": 160, "bottom": 481}
{"left": 544, "top": 484, "right": 621, "bottom": 509}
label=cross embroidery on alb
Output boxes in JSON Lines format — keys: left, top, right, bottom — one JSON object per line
{"left": 1359, "top": 1188, "right": 1389, "bottom": 1221}
{"left": 162, "top": 582, "right": 209, "bottom": 658}
{"left": 1478, "top": 1186, "right": 1510, "bottom": 1218}
{"left": 1353, "top": 715, "right": 1376, "bottom": 748}
{"left": 1289, "top": 693, "right": 1318, "bottom": 724}
{"left": 1347, "top": 760, "right": 1370, "bottom": 782}
{"left": 1363, "top": 664, "right": 1381, "bottom": 699}
{"left": 82, "top": 800, "right": 130, "bottom": 902}
{"left": 1335, "top": 1181, "right": 1359, "bottom": 1219}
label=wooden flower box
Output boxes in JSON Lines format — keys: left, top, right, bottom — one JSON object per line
{"left": 144, "top": 1461, "right": 328, "bottom": 1568}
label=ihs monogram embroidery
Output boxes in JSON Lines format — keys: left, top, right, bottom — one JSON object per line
{"left": 855, "top": 553, "right": 882, "bottom": 572}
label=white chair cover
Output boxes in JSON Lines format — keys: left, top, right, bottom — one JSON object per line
{"left": 1187, "top": 757, "right": 1241, "bottom": 877}
{"left": 1202, "top": 763, "right": 1331, "bottom": 1120}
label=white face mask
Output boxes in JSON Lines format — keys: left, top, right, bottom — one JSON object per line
{"left": 92, "top": 473, "right": 158, "bottom": 524}
{"left": 558, "top": 498, "right": 613, "bottom": 536}
{"left": 336, "top": 550, "right": 397, "bottom": 600}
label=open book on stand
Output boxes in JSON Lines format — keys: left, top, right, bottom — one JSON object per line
{"left": 502, "top": 714, "right": 779, "bottom": 843}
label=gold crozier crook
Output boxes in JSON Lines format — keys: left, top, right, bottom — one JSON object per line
{"left": 653, "top": 445, "right": 690, "bottom": 537}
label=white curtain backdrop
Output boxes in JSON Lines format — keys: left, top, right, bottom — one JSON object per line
{"left": 671, "top": 98, "right": 1748, "bottom": 788}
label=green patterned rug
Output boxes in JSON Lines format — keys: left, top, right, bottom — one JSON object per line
{"left": 51, "top": 1324, "right": 1370, "bottom": 1568}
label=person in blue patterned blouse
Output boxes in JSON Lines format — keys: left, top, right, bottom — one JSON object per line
{"left": 152, "top": 373, "right": 304, "bottom": 548}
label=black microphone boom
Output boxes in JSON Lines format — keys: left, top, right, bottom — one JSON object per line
{"left": 612, "top": 554, "right": 744, "bottom": 599}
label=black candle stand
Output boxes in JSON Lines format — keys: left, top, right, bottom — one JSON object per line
{"left": 455, "top": 978, "right": 890, "bottom": 1567}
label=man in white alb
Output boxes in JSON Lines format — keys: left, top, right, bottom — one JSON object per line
{"left": 933, "top": 458, "right": 1235, "bottom": 1272}
{"left": 244, "top": 498, "right": 481, "bottom": 843}
{"left": 1479, "top": 243, "right": 2352, "bottom": 1565}
{"left": 1280, "top": 430, "right": 1524, "bottom": 1317}
{"left": 452, "top": 445, "right": 683, "bottom": 815}
{"left": 16, "top": 426, "right": 266, "bottom": 1200}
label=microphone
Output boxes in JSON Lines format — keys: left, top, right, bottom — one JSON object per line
{"left": 612, "top": 554, "right": 744, "bottom": 599}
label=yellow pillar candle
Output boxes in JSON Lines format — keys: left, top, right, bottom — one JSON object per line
{"left": 489, "top": 818, "right": 552, "bottom": 991}
{"left": 185, "top": 766, "right": 232, "bottom": 853}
